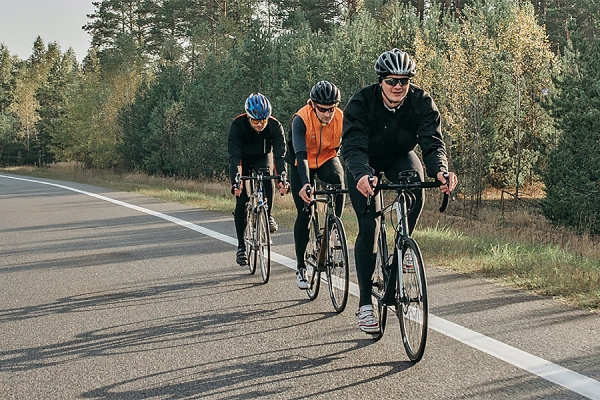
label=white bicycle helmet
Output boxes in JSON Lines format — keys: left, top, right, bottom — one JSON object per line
{"left": 374, "top": 48, "right": 416, "bottom": 77}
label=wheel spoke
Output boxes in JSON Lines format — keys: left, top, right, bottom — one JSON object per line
{"left": 305, "top": 216, "right": 320, "bottom": 300}
{"left": 397, "top": 240, "right": 428, "bottom": 362}
{"left": 257, "top": 208, "right": 270, "bottom": 284}
{"left": 327, "top": 218, "right": 349, "bottom": 313}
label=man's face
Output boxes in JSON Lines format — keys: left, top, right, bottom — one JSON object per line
{"left": 249, "top": 117, "right": 268, "bottom": 132}
{"left": 313, "top": 103, "right": 338, "bottom": 124}
{"left": 381, "top": 75, "right": 411, "bottom": 105}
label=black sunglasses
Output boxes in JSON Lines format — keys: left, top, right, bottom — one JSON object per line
{"left": 314, "top": 105, "right": 336, "bottom": 114}
{"left": 383, "top": 77, "right": 411, "bottom": 87}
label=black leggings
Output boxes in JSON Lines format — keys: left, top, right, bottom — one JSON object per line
{"left": 290, "top": 157, "right": 345, "bottom": 269}
{"left": 234, "top": 155, "right": 274, "bottom": 248}
{"left": 346, "top": 151, "right": 424, "bottom": 307}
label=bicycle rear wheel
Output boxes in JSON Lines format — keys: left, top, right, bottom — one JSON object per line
{"left": 326, "top": 216, "right": 349, "bottom": 313}
{"left": 244, "top": 205, "right": 256, "bottom": 275}
{"left": 304, "top": 214, "right": 321, "bottom": 300}
{"left": 371, "top": 228, "right": 388, "bottom": 341}
{"left": 396, "top": 237, "right": 428, "bottom": 363}
{"left": 255, "top": 207, "right": 271, "bottom": 284}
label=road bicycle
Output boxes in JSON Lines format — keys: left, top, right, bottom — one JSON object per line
{"left": 235, "top": 168, "right": 287, "bottom": 284}
{"left": 303, "top": 180, "right": 350, "bottom": 313}
{"left": 369, "top": 170, "right": 452, "bottom": 363}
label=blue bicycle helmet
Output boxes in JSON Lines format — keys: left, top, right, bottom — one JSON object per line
{"left": 245, "top": 93, "right": 272, "bottom": 120}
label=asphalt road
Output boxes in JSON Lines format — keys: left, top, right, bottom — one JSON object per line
{"left": 1, "top": 173, "right": 599, "bottom": 400}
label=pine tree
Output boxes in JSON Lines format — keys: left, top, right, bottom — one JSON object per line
{"left": 542, "top": 8, "right": 600, "bottom": 234}
{"left": 542, "top": 2, "right": 600, "bottom": 234}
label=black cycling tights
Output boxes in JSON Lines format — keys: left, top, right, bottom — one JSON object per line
{"left": 347, "top": 151, "right": 425, "bottom": 307}
{"left": 290, "top": 157, "right": 345, "bottom": 269}
{"left": 234, "top": 155, "right": 274, "bottom": 248}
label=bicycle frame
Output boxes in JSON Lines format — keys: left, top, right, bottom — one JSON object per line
{"left": 312, "top": 185, "right": 343, "bottom": 270}
{"left": 245, "top": 169, "right": 269, "bottom": 215}
{"left": 305, "top": 181, "right": 346, "bottom": 269}
{"left": 380, "top": 187, "right": 417, "bottom": 304}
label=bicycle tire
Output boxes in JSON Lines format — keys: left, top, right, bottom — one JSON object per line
{"left": 255, "top": 207, "right": 271, "bottom": 284}
{"left": 397, "top": 237, "right": 428, "bottom": 363}
{"left": 326, "top": 216, "right": 349, "bottom": 313}
{"left": 244, "top": 205, "right": 256, "bottom": 275}
{"left": 371, "top": 227, "right": 388, "bottom": 341}
{"left": 304, "top": 214, "right": 321, "bottom": 300}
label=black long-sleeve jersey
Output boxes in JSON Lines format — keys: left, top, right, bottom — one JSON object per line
{"left": 342, "top": 83, "right": 448, "bottom": 183}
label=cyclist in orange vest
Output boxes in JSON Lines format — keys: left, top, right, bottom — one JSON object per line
{"left": 285, "top": 81, "right": 345, "bottom": 289}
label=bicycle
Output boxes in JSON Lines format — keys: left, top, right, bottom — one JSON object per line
{"left": 303, "top": 179, "right": 350, "bottom": 313}
{"left": 369, "top": 170, "right": 452, "bottom": 363}
{"left": 235, "top": 168, "right": 287, "bottom": 284}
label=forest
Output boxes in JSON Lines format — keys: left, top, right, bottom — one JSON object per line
{"left": 0, "top": 0, "right": 598, "bottom": 234}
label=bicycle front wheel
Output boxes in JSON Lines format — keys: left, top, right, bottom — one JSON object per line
{"left": 396, "top": 237, "right": 428, "bottom": 363}
{"left": 255, "top": 207, "right": 271, "bottom": 284}
{"left": 326, "top": 216, "right": 349, "bottom": 313}
{"left": 304, "top": 214, "right": 321, "bottom": 300}
{"left": 244, "top": 205, "right": 256, "bottom": 275}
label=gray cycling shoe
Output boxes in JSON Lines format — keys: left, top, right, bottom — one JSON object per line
{"left": 296, "top": 268, "right": 309, "bottom": 289}
{"left": 356, "top": 305, "right": 380, "bottom": 334}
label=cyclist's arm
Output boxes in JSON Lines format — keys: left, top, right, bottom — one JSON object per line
{"left": 227, "top": 117, "right": 244, "bottom": 186}
{"left": 414, "top": 94, "right": 448, "bottom": 178}
{"left": 341, "top": 91, "right": 376, "bottom": 184}
{"left": 271, "top": 119, "right": 287, "bottom": 179}
{"left": 291, "top": 116, "right": 311, "bottom": 187}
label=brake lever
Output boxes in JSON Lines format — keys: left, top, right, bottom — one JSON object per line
{"left": 302, "top": 186, "right": 312, "bottom": 212}
{"left": 439, "top": 172, "right": 455, "bottom": 212}
{"left": 365, "top": 176, "right": 375, "bottom": 209}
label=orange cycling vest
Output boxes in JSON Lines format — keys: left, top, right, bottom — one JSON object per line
{"left": 294, "top": 104, "right": 343, "bottom": 169}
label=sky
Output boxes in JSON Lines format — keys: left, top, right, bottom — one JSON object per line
{"left": 0, "top": 0, "right": 96, "bottom": 62}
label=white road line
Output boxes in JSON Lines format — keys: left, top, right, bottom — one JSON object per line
{"left": 3, "top": 174, "right": 600, "bottom": 400}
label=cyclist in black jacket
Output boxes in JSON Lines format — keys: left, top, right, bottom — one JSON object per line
{"left": 228, "top": 93, "right": 288, "bottom": 266}
{"left": 341, "top": 49, "right": 458, "bottom": 334}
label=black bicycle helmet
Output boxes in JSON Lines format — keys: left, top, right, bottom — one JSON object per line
{"left": 309, "top": 81, "right": 341, "bottom": 105}
{"left": 374, "top": 48, "right": 416, "bottom": 77}
{"left": 245, "top": 93, "right": 272, "bottom": 120}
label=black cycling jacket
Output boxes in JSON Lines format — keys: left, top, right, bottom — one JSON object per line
{"left": 227, "top": 114, "right": 286, "bottom": 185}
{"left": 341, "top": 83, "right": 448, "bottom": 183}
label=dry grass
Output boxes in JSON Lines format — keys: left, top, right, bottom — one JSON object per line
{"left": 4, "top": 163, "right": 599, "bottom": 311}
{"left": 416, "top": 189, "right": 600, "bottom": 310}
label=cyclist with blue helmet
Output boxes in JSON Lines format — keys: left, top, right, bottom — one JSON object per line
{"left": 342, "top": 49, "right": 458, "bottom": 333}
{"left": 228, "top": 93, "right": 289, "bottom": 266}
{"left": 285, "top": 81, "right": 345, "bottom": 289}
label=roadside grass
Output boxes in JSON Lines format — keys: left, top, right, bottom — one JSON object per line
{"left": 4, "top": 163, "right": 599, "bottom": 311}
